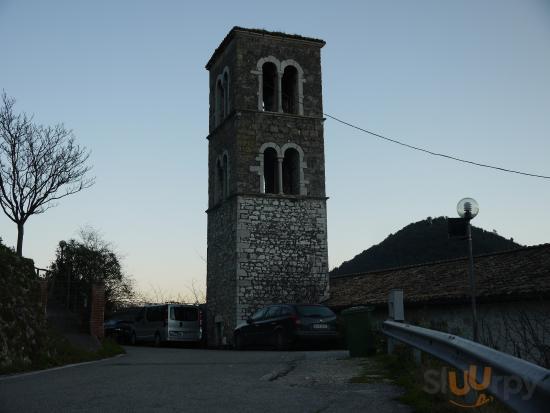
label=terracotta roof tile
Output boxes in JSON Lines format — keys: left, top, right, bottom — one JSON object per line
{"left": 326, "top": 244, "right": 550, "bottom": 308}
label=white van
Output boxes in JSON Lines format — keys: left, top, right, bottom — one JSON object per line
{"left": 130, "top": 304, "right": 202, "bottom": 346}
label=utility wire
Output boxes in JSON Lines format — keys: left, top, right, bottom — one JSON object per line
{"left": 256, "top": 82, "right": 550, "bottom": 180}
{"left": 323, "top": 113, "right": 550, "bottom": 180}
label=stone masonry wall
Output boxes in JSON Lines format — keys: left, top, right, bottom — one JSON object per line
{"left": 234, "top": 31, "right": 324, "bottom": 117}
{"left": 206, "top": 198, "right": 238, "bottom": 346}
{"left": 235, "top": 195, "right": 329, "bottom": 323}
{"left": 208, "top": 108, "right": 326, "bottom": 207}
{"left": 235, "top": 112, "right": 326, "bottom": 197}
{"left": 0, "top": 242, "right": 47, "bottom": 370}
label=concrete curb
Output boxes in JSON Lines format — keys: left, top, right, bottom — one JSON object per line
{"left": 0, "top": 353, "right": 126, "bottom": 382}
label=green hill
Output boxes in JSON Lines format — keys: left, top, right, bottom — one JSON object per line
{"left": 330, "top": 216, "right": 521, "bottom": 276}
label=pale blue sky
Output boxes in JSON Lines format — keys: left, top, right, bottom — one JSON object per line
{"left": 1, "top": 0, "right": 549, "bottom": 298}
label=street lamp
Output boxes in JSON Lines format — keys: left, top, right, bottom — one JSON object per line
{"left": 59, "top": 240, "right": 71, "bottom": 310}
{"left": 457, "top": 197, "right": 479, "bottom": 342}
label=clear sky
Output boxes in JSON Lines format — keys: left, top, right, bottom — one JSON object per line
{"left": 1, "top": 0, "right": 549, "bottom": 299}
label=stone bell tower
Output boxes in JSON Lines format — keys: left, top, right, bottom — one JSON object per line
{"left": 205, "top": 27, "right": 329, "bottom": 346}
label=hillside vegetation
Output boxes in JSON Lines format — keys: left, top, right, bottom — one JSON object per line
{"left": 330, "top": 217, "right": 521, "bottom": 276}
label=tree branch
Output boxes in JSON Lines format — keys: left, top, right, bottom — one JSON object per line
{"left": 0, "top": 91, "right": 94, "bottom": 254}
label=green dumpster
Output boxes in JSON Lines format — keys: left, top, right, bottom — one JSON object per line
{"left": 341, "top": 306, "right": 376, "bottom": 357}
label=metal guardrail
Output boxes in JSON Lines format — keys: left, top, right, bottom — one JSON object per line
{"left": 382, "top": 320, "right": 550, "bottom": 413}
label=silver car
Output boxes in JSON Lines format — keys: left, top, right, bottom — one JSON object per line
{"left": 130, "top": 304, "right": 202, "bottom": 346}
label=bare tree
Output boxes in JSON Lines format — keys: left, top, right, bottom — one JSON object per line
{"left": 186, "top": 278, "right": 206, "bottom": 304}
{"left": 0, "top": 92, "right": 94, "bottom": 256}
{"left": 135, "top": 279, "right": 206, "bottom": 306}
{"left": 478, "top": 303, "right": 550, "bottom": 368}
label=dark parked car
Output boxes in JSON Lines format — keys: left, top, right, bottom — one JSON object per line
{"left": 233, "top": 304, "right": 339, "bottom": 350}
{"left": 104, "top": 308, "right": 140, "bottom": 343}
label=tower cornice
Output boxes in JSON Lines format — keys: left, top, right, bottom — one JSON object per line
{"left": 206, "top": 109, "right": 325, "bottom": 141}
{"left": 206, "top": 26, "right": 325, "bottom": 70}
{"left": 205, "top": 192, "right": 329, "bottom": 213}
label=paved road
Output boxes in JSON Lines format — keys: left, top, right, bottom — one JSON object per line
{"left": 0, "top": 346, "right": 411, "bottom": 413}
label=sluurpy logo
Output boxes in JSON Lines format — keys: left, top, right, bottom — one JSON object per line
{"left": 447, "top": 365, "right": 493, "bottom": 408}
{"left": 424, "top": 364, "right": 537, "bottom": 409}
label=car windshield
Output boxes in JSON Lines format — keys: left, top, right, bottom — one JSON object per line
{"left": 251, "top": 307, "right": 267, "bottom": 321}
{"left": 170, "top": 306, "right": 199, "bottom": 321}
{"left": 107, "top": 310, "right": 138, "bottom": 322}
{"left": 296, "top": 305, "right": 334, "bottom": 318}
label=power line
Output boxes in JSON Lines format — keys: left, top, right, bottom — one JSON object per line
{"left": 323, "top": 113, "right": 550, "bottom": 180}
{"left": 256, "top": 82, "right": 550, "bottom": 179}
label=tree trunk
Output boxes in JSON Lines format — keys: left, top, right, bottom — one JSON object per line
{"left": 16, "top": 222, "right": 24, "bottom": 256}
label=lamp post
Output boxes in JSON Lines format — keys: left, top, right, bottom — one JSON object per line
{"left": 457, "top": 198, "right": 479, "bottom": 342}
{"left": 59, "top": 240, "right": 71, "bottom": 310}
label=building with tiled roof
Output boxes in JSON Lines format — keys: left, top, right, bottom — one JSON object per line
{"left": 327, "top": 244, "right": 550, "bottom": 309}
{"left": 326, "top": 244, "right": 550, "bottom": 367}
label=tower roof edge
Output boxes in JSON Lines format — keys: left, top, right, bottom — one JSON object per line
{"left": 205, "top": 26, "right": 326, "bottom": 70}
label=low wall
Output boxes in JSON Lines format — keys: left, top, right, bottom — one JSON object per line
{"left": 0, "top": 244, "right": 47, "bottom": 370}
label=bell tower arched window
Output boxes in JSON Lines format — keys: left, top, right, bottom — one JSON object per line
{"left": 263, "top": 147, "right": 279, "bottom": 194}
{"left": 255, "top": 58, "right": 304, "bottom": 115}
{"left": 214, "top": 67, "right": 230, "bottom": 127}
{"left": 223, "top": 70, "right": 230, "bottom": 114}
{"left": 215, "top": 152, "right": 230, "bottom": 202}
{"left": 222, "top": 66, "right": 231, "bottom": 117}
{"left": 282, "top": 148, "right": 300, "bottom": 195}
{"left": 282, "top": 66, "right": 298, "bottom": 114}
{"left": 255, "top": 142, "right": 305, "bottom": 196}
{"left": 215, "top": 79, "right": 225, "bottom": 126}
{"left": 262, "top": 62, "right": 278, "bottom": 112}
{"left": 222, "top": 153, "right": 229, "bottom": 198}
{"left": 216, "top": 158, "right": 224, "bottom": 202}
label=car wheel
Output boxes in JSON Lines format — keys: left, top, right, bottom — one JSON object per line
{"left": 130, "top": 332, "right": 137, "bottom": 346}
{"left": 234, "top": 334, "right": 245, "bottom": 350}
{"left": 154, "top": 332, "right": 162, "bottom": 347}
{"left": 275, "top": 330, "right": 290, "bottom": 351}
